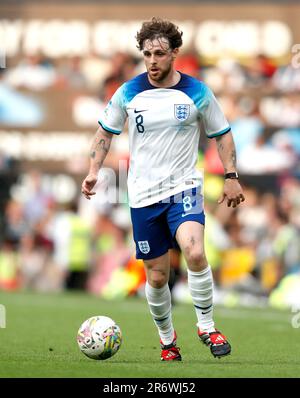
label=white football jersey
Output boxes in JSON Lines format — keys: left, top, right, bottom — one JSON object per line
{"left": 99, "top": 72, "right": 230, "bottom": 208}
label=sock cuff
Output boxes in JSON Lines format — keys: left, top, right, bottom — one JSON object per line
{"left": 145, "top": 281, "right": 170, "bottom": 296}
{"left": 187, "top": 266, "right": 211, "bottom": 277}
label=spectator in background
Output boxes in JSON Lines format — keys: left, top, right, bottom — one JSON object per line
{"left": 0, "top": 68, "right": 43, "bottom": 126}
{"left": 271, "top": 128, "right": 300, "bottom": 160}
{"left": 52, "top": 201, "right": 92, "bottom": 290}
{"left": 237, "top": 133, "right": 296, "bottom": 174}
{"left": 0, "top": 151, "right": 19, "bottom": 240}
{"left": 5, "top": 54, "right": 56, "bottom": 91}
{"left": 101, "top": 52, "right": 136, "bottom": 102}
{"left": 19, "top": 231, "right": 51, "bottom": 291}
{"left": 229, "top": 96, "right": 264, "bottom": 156}
{"left": 80, "top": 52, "right": 112, "bottom": 91}
{"left": 56, "top": 56, "right": 87, "bottom": 89}
{"left": 272, "top": 63, "right": 300, "bottom": 92}
{"left": 203, "top": 58, "right": 246, "bottom": 93}
{"left": 259, "top": 93, "right": 300, "bottom": 128}
{"left": 23, "top": 169, "right": 54, "bottom": 228}
{"left": 174, "top": 48, "right": 200, "bottom": 78}
{"left": 0, "top": 238, "right": 20, "bottom": 291}
{"left": 3, "top": 199, "right": 27, "bottom": 248}
{"left": 245, "top": 54, "right": 277, "bottom": 88}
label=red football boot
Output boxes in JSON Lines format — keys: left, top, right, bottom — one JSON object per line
{"left": 198, "top": 328, "right": 231, "bottom": 358}
{"left": 160, "top": 332, "right": 182, "bottom": 361}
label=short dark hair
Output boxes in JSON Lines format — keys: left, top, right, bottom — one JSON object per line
{"left": 136, "top": 17, "right": 183, "bottom": 51}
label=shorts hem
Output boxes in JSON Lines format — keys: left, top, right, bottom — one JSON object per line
{"left": 135, "top": 247, "right": 170, "bottom": 261}
{"left": 171, "top": 214, "right": 205, "bottom": 239}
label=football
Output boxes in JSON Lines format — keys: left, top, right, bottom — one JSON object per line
{"left": 77, "top": 316, "right": 122, "bottom": 360}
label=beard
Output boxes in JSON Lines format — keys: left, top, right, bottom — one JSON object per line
{"left": 148, "top": 64, "right": 172, "bottom": 82}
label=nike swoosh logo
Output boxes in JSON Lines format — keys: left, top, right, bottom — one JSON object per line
{"left": 134, "top": 109, "right": 148, "bottom": 113}
{"left": 181, "top": 213, "right": 197, "bottom": 218}
{"left": 201, "top": 310, "right": 211, "bottom": 315}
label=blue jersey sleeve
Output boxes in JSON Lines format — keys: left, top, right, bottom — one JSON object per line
{"left": 98, "top": 84, "right": 128, "bottom": 135}
{"left": 198, "top": 84, "right": 231, "bottom": 139}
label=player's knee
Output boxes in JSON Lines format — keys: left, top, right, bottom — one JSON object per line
{"left": 185, "top": 247, "right": 207, "bottom": 268}
{"left": 148, "top": 270, "right": 168, "bottom": 288}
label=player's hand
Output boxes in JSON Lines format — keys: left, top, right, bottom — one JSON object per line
{"left": 218, "top": 179, "right": 245, "bottom": 208}
{"left": 81, "top": 173, "right": 98, "bottom": 200}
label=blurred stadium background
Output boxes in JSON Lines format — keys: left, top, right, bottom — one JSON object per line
{"left": 1, "top": 0, "right": 300, "bottom": 313}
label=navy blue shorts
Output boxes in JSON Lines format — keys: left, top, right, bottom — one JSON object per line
{"left": 130, "top": 187, "right": 205, "bottom": 260}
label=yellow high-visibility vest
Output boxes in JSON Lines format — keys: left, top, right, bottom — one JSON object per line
{"left": 68, "top": 215, "right": 91, "bottom": 271}
{"left": 0, "top": 252, "right": 18, "bottom": 282}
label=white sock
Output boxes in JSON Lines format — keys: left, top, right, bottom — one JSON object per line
{"left": 187, "top": 266, "right": 215, "bottom": 333}
{"left": 145, "top": 281, "right": 175, "bottom": 345}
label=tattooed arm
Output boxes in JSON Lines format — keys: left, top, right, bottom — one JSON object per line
{"left": 215, "top": 131, "right": 237, "bottom": 174}
{"left": 81, "top": 126, "right": 113, "bottom": 200}
{"left": 215, "top": 131, "right": 245, "bottom": 208}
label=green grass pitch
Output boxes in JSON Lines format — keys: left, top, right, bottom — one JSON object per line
{"left": 0, "top": 290, "right": 300, "bottom": 378}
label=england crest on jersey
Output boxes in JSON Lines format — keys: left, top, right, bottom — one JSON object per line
{"left": 138, "top": 240, "right": 150, "bottom": 254}
{"left": 174, "top": 104, "right": 190, "bottom": 121}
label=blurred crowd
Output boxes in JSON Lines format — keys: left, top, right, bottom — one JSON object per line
{"left": 1, "top": 52, "right": 300, "bottom": 170}
{"left": 1, "top": 48, "right": 300, "bottom": 308}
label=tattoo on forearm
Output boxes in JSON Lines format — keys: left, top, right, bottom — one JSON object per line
{"left": 231, "top": 149, "right": 237, "bottom": 168}
{"left": 95, "top": 138, "right": 110, "bottom": 154}
{"left": 216, "top": 135, "right": 237, "bottom": 171}
{"left": 90, "top": 137, "right": 110, "bottom": 159}
{"left": 216, "top": 139, "right": 224, "bottom": 152}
